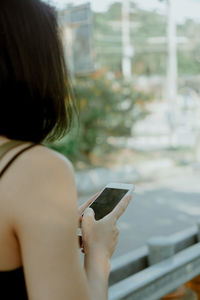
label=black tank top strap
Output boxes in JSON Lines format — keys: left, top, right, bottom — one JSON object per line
{"left": 0, "top": 142, "right": 38, "bottom": 178}
{"left": 0, "top": 140, "right": 27, "bottom": 160}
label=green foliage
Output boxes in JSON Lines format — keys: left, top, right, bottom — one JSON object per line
{"left": 177, "top": 20, "right": 200, "bottom": 76}
{"left": 48, "top": 72, "right": 152, "bottom": 166}
{"left": 94, "top": 2, "right": 167, "bottom": 75}
{"left": 94, "top": 1, "right": 200, "bottom": 77}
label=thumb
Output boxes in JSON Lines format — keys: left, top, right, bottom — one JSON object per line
{"left": 83, "top": 207, "right": 95, "bottom": 219}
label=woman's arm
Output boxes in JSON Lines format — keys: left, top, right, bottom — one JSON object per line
{"left": 81, "top": 185, "right": 132, "bottom": 300}
{"left": 10, "top": 146, "right": 109, "bottom": 300}
{"left": 84, "top": 250, "right": 110, "bottom": 300}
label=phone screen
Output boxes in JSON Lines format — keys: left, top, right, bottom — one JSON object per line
{"left": 89, "top": 188, "right": 129, "bottom": 220}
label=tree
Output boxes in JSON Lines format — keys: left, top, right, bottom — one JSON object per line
{"left": 48, "top": 71, "right": 152, "bottom": 166}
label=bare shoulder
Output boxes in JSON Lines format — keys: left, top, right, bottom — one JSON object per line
{"left": 14, "top": 143, "right": 75, "bottom": 189}
{"left": 25, "top": 143, "right": 74, "bottom": 174}
{"left": 5, "top": 144, "right": 77, "bottom": 221}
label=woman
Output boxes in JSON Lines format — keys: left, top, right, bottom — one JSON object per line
{"left": 0, "top": 0, "right": 131, "bottom": 299}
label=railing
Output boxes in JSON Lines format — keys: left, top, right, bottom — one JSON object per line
{"left": 108, "top": 221, "right": 200, "bottom": 300}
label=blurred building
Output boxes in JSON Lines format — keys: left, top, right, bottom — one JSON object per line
{"left": 58, "top": 3, "right": 94, "bottom": 75}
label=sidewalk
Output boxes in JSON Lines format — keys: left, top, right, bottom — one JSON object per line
{"left": 75, "top": 158, "right": 176, "bottom": 197}
{"left": 77, "top": 160, "right": 200, "bottom": 257}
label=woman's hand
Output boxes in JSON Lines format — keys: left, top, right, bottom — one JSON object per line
{"left": 78, "top": 193, "right": 99, "bottom": 251}
{"left": 81, "top": 194, "right": 132, "bottom": 259}
{"left": 78, "top": 193, "right": 99, "bottom": 223}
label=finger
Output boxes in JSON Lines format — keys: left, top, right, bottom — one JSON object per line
{"left": 81, "top": 208, "right": 95, "bottom": 228}
{"left": 82, "top": 207, "right": 95, "bottom": 221}
{"left": 78, "top": 192, "right": 99, "bottom": 215}
{"left": 109, "top": 194, "right": 132, "bottom": 220}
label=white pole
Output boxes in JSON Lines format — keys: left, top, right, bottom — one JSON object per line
{"left": 122, "top": 0, "right": 132, "bottom": 80}
{"left": 167, "top": 0, "right": 177, "bottom": 133}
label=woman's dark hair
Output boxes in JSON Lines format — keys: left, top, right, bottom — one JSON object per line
{"left": 0, "top": 0, "right": 76, "bottom": 143}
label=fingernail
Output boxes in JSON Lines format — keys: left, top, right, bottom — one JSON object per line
{"left": 84, "top": 207, "right": 93, "bottom": 216}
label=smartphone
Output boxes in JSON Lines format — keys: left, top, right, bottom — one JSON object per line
{"left": 88, "top": 182, "right": 134, "bottom": 220}
{"left": 78, "top": 182, "right": 134, "bottom": 248}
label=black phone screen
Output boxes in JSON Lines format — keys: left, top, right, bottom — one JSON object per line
{"left": 89, "top": 188, "right": 129, "bottom": 220}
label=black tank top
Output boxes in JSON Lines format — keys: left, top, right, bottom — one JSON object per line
{"left": 0, "top": 140, "right": 39, "bottom": 300}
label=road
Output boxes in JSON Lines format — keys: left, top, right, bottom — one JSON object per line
{"left": 79, "top": 165, "right": 200, "bottom": 259}
{"left": 112, "top": 165, "right": 200, "bottom": 258}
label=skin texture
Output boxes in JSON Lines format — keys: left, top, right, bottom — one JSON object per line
{"left": 0, "top": 138, "right": 131, "bottom": 300}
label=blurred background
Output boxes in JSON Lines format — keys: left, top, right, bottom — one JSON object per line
{"left": 43, "top": 0, "right": 200, "bottom": 258}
